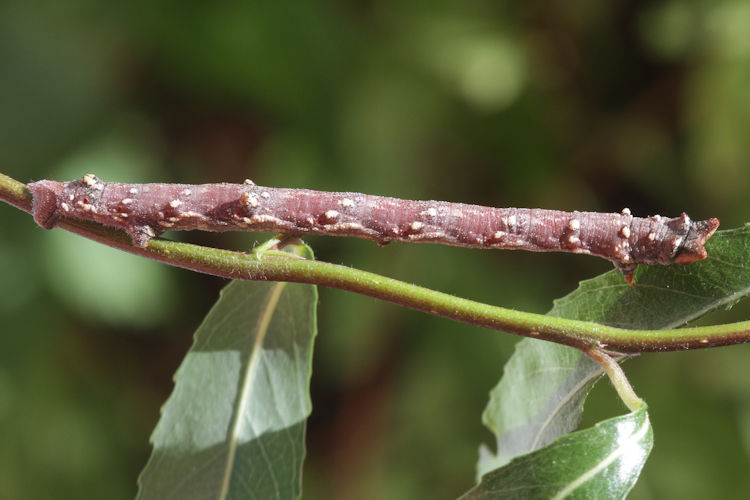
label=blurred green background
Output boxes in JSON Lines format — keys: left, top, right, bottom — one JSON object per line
{"left": 2, "top": 1, "right": 750, "bottom": 498}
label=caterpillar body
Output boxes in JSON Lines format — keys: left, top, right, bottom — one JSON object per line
{"left": 28, "top": 174, "right": 720, "bottom": 285}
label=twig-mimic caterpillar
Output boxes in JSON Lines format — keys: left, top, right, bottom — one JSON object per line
{"left": 28, "top": 174, "right": 720, "bottom": 284}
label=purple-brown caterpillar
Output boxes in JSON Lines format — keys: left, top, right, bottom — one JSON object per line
{"left": 28, "top": 174, "right": 720, "bottom": 285}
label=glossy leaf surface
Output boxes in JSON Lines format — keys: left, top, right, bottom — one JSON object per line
{"left": 476, "top": 227, "right": 750, "bottom": 489}
{"left": 465, "top": 406, "right": 652, "bottom": 499}
{"left": 137, "top": 244, "right": 317, "bottom": 500}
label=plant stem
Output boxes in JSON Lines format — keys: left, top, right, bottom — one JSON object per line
{"left": 0, "top": 173, "right": 33, "bottom": 212}
{"left": 586, "top": 348, "right": 644, "bottom": 411}
{"left": 3, "top": 172, "right": 750, "bottom": 353}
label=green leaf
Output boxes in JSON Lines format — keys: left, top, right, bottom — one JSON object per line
{"left": 464, "top": 406, "right": 652, "bottom": 500}
{"left": 550, "top": 225, "right": 750, "bottom": 329}
{"left": 476, "top": 342, "right": 602, "bottom": 476}
{"left": 137, "top": 244, "right": 318, "bottom": 500}
{"left": 477, "top": 226, "right": 750, "bottom": 480}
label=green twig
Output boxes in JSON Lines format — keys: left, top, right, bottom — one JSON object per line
{"left": 3, "top": 172, "right": 750, "bottom": 353}
{"left": 586, "top": 348, "right": 644, "bottom": 411}
{"left": 0, "top": 173, "right": 33, "bottom": 213}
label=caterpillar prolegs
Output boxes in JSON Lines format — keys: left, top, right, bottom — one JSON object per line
{"left": 28, "top": 174, "right": 720, "bottom": 285}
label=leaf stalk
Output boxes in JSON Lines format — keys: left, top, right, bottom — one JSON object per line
{"left": 586, "top": 348, "right": 644, "bottom": 411}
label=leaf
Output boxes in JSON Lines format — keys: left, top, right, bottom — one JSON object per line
{"left": 463, "top": 406, "right": 652, "bottom": 500}
{"left": 476, "top": 342, "right": 602, "bottom": 477}
{"left": 137, "top": 244, "right": 318, "bottom": 500}
{"left": 550, "top": 225, "right": 750, "bottom": 329}
{"left": 477, "top": 226, "right": 750, "bottom": 479}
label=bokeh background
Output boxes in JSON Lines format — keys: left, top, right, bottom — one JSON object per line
{"left": 3, "top": 1, "right": 750, "bottom": 498}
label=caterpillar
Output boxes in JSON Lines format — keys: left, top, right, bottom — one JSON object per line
{"left": 28, "top": 174, "right": 719, "bottom": 284}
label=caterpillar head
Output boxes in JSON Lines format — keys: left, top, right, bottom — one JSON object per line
{"left": 673, "top": 216, "right": 720, "bottom": 265}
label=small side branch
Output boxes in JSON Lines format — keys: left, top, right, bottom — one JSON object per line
{"left": 0, "top": 173, "right": 33, "bottom": 213}
{"left": 585, "top": 348, "right": 644, "bottom": 412}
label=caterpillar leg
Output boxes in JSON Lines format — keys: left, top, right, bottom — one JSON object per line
{"left": 614, "top": 262, "right": 637, "bottom": 286}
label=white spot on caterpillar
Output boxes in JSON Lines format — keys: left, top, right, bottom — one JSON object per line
{"left": 240, "top": 192, "right": 260, "bottom": 208}
{"left": 409, "top": 231, "right": 444, "bottom": 241}
{"left": 76, "top": 200, "right": 94, "bottom": 212}
{"left": 261, "top": 191, "right": 270, "bottom": 199}
{"left": 169, "top": 199, "right": 183, "bottom": 208}
{"left": 82, "top": 173, "right": 99, "bottom": 187}
{"left": 410, "top": 221, "right": 424, "bottom": 231}
{"left": 242, "top": 217, "right": 252, "bottom": 224}
{"left": 168, "top": 217, "right": 180, "bottom": 222}
{"left": 330, "top": 222, "right": 365, "bottom": 232}
{"left": 619, "top": 226, "right": 631, "bottom": 238}
{"left": 159, "top": 221, "right": 174, "bottom": 227}
{"left": 422, "top": 207, "right": 438, "bottom": 217}
{"left": 508, "top": 215, "right": 517, "bottom": 226}
{"left": 324, "top": 210, "right": 340, "bottom": 222}
{"left": 568, "top": 235, "right": 580, "bottom": 244}
{"left": 699, "top": 338, "right": 709, "bottom": 344}
{"left": 121, "top": 198, "right": 133, "bottom": 205}
{"left": 671, "top": 237, "right": 683, "bottom": 252}
{"left": 339, "top": 198, "right": 355, "bottom": 208}
{"left": 69, "top": 194, "right": 74, "bottom": 201}
{"left": 651, "top": 215, "right": 662, "bottom": 222}
{"left": 568, "top": 219, "right": 580, "bottom": 231}
{"left": 250, "top": 214, "right": 283, "bottom": 224}
{"left": 494, "top": 230, "right": 505, "bottom": 239}
{"left": 647, "top": 232, "right": 656, "bottom": 241}
{"left": 61, "top": 202, "right": 70, "bottom": 212}
{"left": 119, "top": 213, "right": 128, "bottom": 218}
{"left": 391, "top": 227, "right": 400, "bottom": 235}
{"left": 158, "top": 211, "right": 164, "bottom": 219}
{"left": 129, "top": 188, "right": 138, "bottom": 195}
{"left": 146, "top": 226, "right": 156, "bottom": 237}
{"left": 621, "top": 207, "right": 631, "bottom": 216}
{"left": 243, "top": 179, "right": 255, "bottom": 185}
{"left": 181, "top": 189, "right": 192, "bottom": 196}
{"left": 622, "top": 254, "right": 631, "bottom": 262}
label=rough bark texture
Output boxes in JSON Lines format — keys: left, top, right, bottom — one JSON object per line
{"left": 28, "top": 175, "right": 719, "bottom": 283}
